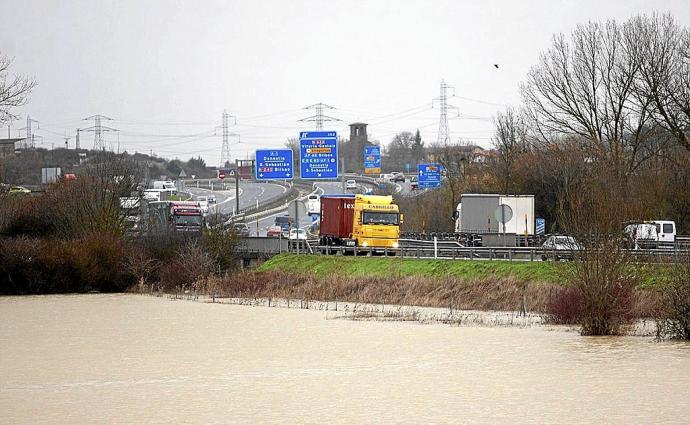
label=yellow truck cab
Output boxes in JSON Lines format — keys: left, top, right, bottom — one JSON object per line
{"left": 352, "top": 195, "right": 401, "bottom": 249}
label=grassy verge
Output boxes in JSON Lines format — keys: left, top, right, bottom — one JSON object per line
{"left": 258, "top": 254, "right": 672, "bottom": 288}
{"left": 259, "top": 254, "right": 560, "bottom": 283}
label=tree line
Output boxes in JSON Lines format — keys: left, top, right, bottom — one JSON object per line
{"left": 395, "top": 13, "right": 689, "bottom": 235}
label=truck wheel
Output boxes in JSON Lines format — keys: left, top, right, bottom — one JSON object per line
{"left": 541, "top": 255, "right": 548, "bottom": 262}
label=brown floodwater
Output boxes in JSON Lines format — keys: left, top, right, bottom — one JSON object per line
{"left": 1, "top": 294, "right": 689, "bottom": 424}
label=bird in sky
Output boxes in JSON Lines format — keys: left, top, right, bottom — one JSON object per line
{"left": 493, "top": 64, "right": 499, "bottom": 69}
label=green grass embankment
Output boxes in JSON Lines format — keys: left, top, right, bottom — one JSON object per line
{"left": 258, "top": 254, "right": 672, "bottom": 288}
{"left": 258, "top": 254, "right": 560, "bottom": 283}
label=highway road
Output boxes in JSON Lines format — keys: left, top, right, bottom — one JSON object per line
{"left": 187, "top": 177, "right": 413, "bottom": 237}
{"left": 251, "top": 181, "right": 348, "bottom": 237}
{"left": 187, "top": 181, "right": 288, "bottom": 216}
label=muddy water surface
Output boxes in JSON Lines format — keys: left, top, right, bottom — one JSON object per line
{"left": 1, "top": 294, "right": 689, "bottom": 424}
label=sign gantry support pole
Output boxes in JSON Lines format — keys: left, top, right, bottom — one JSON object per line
{"left": 235, "top": 159, "right": 240, "bottom": 216}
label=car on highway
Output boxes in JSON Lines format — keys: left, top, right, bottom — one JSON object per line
{"left": 266, "top": 225, "right": 283, "bottom": 238}
{"left": 9, "top": 186, "right": 31, "bottom": 194}
{"left": 346, "top": 179, "right": 357, "bottom": 190}
{"left": 275, "top": 215, "right": 292, "bottom": 232}
{"left": 232, "top": 222, "right": 250, "bottom": 237}
{"left": 207, "top": 195, "right": 216, "bottom": 205}
{"left": 541, "top": 235, "right": 583, "bottom": 261}
{"left": 289, "top": 228, "right": 308, "bottom": 240}
{"left": 196, "top": 196, "right": 209, "bottom": 214}
{"left": 391, "top": 173, "right": 406, "bottom": 183}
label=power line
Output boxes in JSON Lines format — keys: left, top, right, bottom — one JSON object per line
{"left": 18, "top": 115, "right": 41, "bottom": 149}
{"left": 82, "top": 114, "right": 118, "bottom": 150}
{"left": 433, "top": 79, "right": 458, "bottom": 145}
{"left": 454, "top": 95, "right": 508, "bottom": 108}
{"left": 298, "top": 102, "right": 341, "bottom": 130}
{"left": 216, "top": 110, "right": 238, "bottom": 167}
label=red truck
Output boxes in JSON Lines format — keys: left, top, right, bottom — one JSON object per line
{"left": 146, "top": 200, "right": 204, "bottom": 233}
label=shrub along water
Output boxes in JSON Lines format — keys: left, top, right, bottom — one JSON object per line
{"left": 656, "top": 256, "right": 690, "bottom": 340}
{"left": 0, "top": 234, "right": 131, "bottom": 294}
{"left": 0, "top": 167, "right": 240, "bottom": 295}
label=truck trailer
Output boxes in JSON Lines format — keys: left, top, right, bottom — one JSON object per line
{"left": 455, "top": 194, "right": 535, "bottom": 242}
{"left": 319, "top": 194, "right": 402, "bottom": 250}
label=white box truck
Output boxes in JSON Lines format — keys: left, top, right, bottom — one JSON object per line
{"left": 455, "top": 194, "right": 535, "bottom": 236}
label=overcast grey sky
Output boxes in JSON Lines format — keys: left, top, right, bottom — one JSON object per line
{"left": 2, "top": 0, "right": 689, "bottom": 165}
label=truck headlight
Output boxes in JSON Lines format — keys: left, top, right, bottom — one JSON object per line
{"left": 392, "top": 242, "right": 399, "bottom": 249}
{"left": 361, "top": 241, "right": 368, "bottom": 247}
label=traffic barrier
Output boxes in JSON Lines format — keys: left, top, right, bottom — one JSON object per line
{"left": 232, "top": 241, "right": 689, "bottom": 263}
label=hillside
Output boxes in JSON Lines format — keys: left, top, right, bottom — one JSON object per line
{"left": 0, "top": 148, "right": 215, "bottom": 185}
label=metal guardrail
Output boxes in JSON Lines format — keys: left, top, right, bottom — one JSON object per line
{"left": 234, "top": 237, "right": 690, "bottom": 262}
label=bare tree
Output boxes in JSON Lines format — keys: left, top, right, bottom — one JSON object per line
{"left": 384, "top": 131, "right": 415, "bottom": 172}
{"left": 559, "top": 164, "right": 643, "bottom": 335}
{"left": 0, "top": 53, "right": 37, "bottom": 125}
{"left": 49, "top": 151, "right": 144, "bottom": 237}
{"left": 625, "top": 14, "right": 690, "bottom": 152}
{"left": 492, "top": 107, "right": 528, "bottom": 193}
{"left": 521, "top": 20, "right": 653, "bottom": 175}
{"left": 284, "top": 137, "right": 300, "bottom": 176}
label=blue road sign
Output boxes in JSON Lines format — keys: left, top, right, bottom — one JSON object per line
{"left": 417, "top": 163, "right": 442, "bottom": 189}
{"left": 364, "top": 145, "right": 381, "bottom": 174}
{"left": 299, "top": 131, "right": 338, "bottom": 179}
{"left": 255, "top": 149, "right": 293, "bottom": 180}
{"left": 536, "top": 218, "right": 546, "bottom": 235}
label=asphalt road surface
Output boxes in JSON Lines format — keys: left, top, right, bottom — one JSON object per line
{"left": 187, "top": 181, "right": 287, "bottom": 216}
{"left": 251, "top": 181, "right": 349, "bottom": 237}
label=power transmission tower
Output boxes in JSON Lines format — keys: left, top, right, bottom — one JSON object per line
{"left": 19, "top": 115, "right": 40, "bottom": 149}
{"left": 298, "top": 102, "right": 340, "bottom": 130}
{"left": 433, "top": 79, "right": 458, "bottom": 144}
{"left": 216, "top": 110, "right": 238, "bottom": 168}
{"left": 82, "top": 114, "right": 118, "bottom": 150}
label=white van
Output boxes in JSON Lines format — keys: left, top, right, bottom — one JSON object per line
{"left": 624, "top": 220, "right": 676, "bottom": 249}
{"left": 196, "top": 195, "right": 209, "bottom": 214}
{"left": 143, "top": 189, "right": 164, "bottom": 202}
{"left": 306, "top": 194, "right": 320, "bottom": 215}
{"left": 152, "top": 180, "right": 176, "bottom": 194}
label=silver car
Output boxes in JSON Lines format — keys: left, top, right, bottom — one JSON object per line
{"left": 541, "top": 235, "right": 583, "bottom": 261}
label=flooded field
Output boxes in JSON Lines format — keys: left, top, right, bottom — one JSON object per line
{"left": 1, "top": 294, "right": 689, "bottom": 424}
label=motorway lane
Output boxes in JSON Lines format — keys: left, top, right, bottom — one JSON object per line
{"left": 188, "top": 181, "right": 287, "bottom": 216}
{"left": 253, "top": 181, "right": 348, "bottom": 237}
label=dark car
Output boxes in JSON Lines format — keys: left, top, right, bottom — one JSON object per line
{"left": 274, "top": 215, "right": 292, "bottom": 231}
{"left": 232, "top": 222, "right": 250, "bottom": 237}
{"left": 391, "top": 173, "right": 406, "bottom": 183}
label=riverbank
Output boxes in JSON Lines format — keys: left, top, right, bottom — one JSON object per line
{"left": 137, "top": 254, "right": 666, "bottom": 326}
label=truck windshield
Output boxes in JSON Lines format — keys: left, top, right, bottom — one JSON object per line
{"left": 174, "top": 215, "right": 202, "bottom": 226}
{"left": 362, "top": 211, "right": 399, "bottom": 225}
